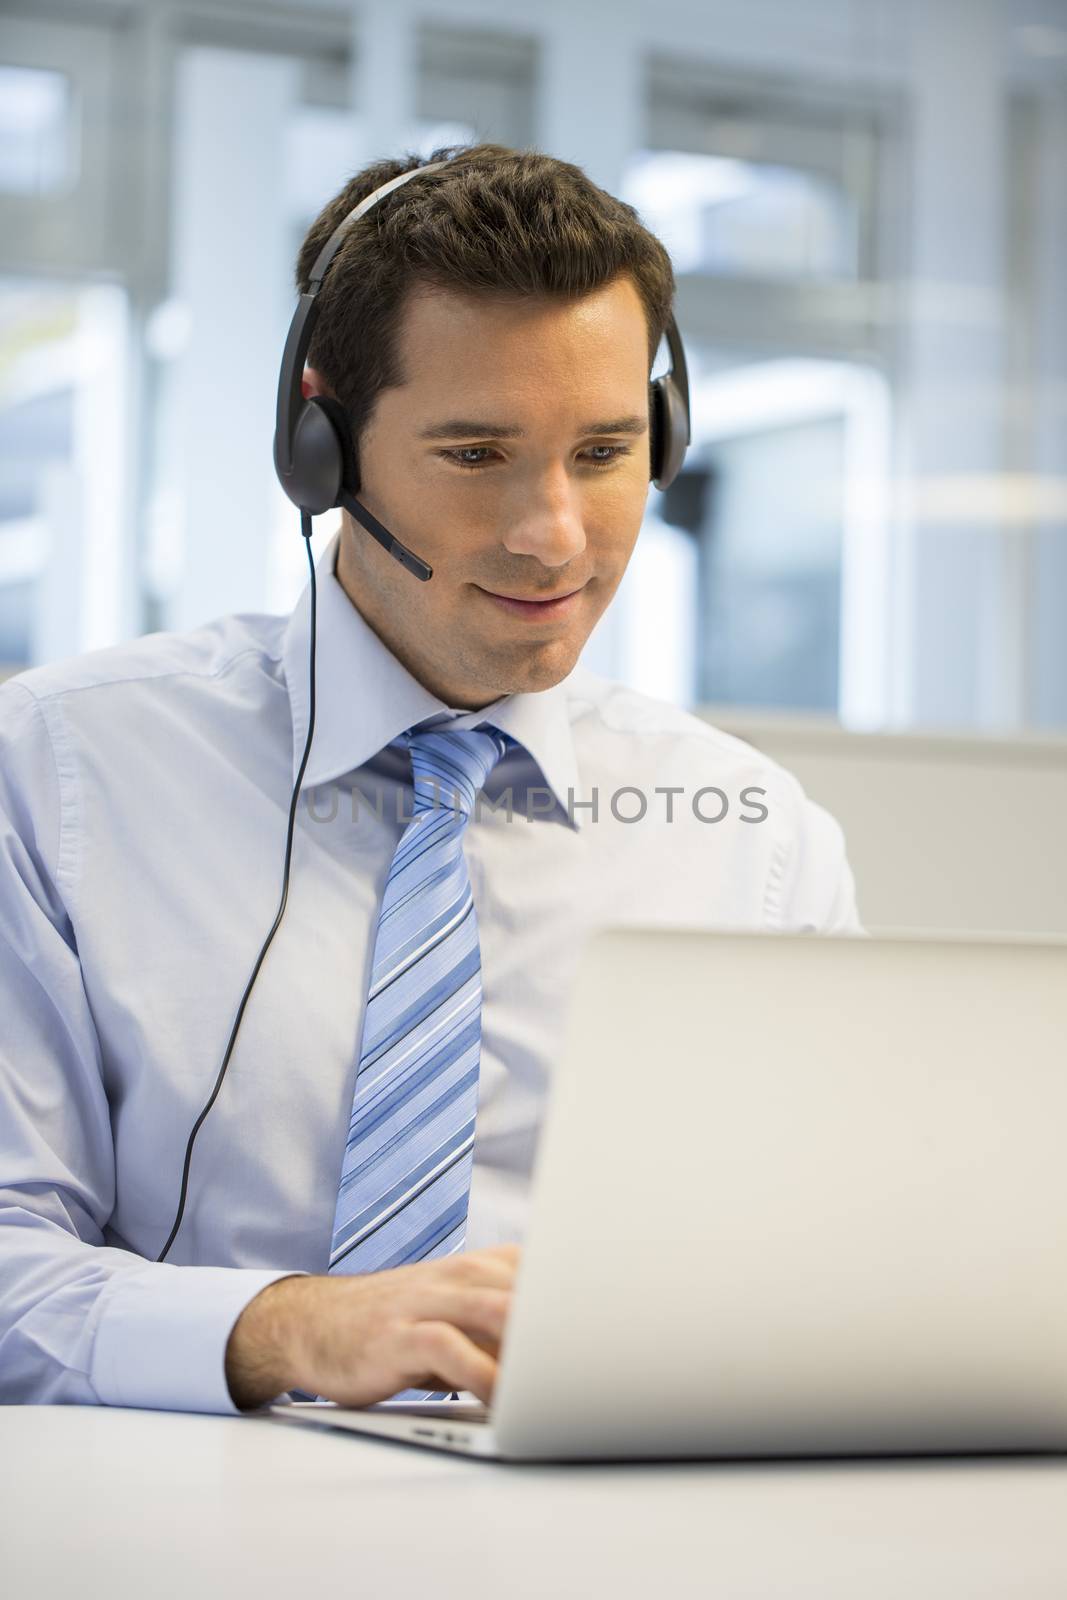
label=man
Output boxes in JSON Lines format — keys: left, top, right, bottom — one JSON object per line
{"left": 0, "top": 145, "right": 861, "bottom": 1415}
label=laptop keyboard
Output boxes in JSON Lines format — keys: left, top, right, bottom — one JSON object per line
{"left": 374, "top": 1401, "right": 490, "bottom": 1425}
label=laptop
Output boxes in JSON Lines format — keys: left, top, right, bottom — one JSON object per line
{"left": 267, "top": 925, "right": 1067, "bottom": 1461}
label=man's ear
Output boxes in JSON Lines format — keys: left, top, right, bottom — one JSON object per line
{"left": 301, "top": 366, "right": 334, "bottom": 402}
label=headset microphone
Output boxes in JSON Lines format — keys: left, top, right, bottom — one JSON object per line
{"left": 337, "top": 486, "right": 434, "bottom": 582}
{"left": 156, "top": 155, "right": 691, "bottom": 1263}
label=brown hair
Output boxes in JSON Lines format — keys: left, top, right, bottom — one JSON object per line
{"left": 295, "top": 142, "right": 675, "bottom": 485}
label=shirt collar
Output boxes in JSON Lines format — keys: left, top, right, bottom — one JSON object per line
{"left": 280, "top": 531, "right": 586, "bottom": 829}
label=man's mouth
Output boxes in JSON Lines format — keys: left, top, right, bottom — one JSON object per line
{"left": 475, "top": 584, "right": 586, "bottom": 620}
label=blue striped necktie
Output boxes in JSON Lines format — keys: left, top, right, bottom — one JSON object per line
{"left": 327, "top": 723, "right": 513, "bottom": 1397}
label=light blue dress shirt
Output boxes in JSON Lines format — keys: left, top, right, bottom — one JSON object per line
{"left": 0, "top": 533, "right": 862, "bottom": 1413}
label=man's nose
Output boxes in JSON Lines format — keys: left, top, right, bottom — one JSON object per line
{"left": 501, "top": 461, "right": 587, "bottom": 568}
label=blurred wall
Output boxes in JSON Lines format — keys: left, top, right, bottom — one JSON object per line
{"left": 705, "top": 708, "right": 1067, "bottom": 936}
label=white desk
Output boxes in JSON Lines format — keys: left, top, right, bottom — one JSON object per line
{"left": 3, "top": 1407, "right": 1066, "bottom": 1599}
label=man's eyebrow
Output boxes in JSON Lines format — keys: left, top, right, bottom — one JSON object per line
{"left": 417, "top": 414, "right": 649, "bottom": 440}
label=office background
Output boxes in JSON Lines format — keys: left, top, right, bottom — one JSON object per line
{"left": 2, "top": 0, "right": 1066, "bottom": 933}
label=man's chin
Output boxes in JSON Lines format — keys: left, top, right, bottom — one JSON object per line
{"left": 481, "top": 636, "right": 586, "bottom": 696}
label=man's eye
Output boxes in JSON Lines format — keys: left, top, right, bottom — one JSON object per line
{"left": 439, "top": 445, "right": 632, "bottom": 471}
{"left": 583, "top": 445, "right": 631, "bottom": 468}
{"left": 443, "top": 447, "right": 496, "bottom": 469}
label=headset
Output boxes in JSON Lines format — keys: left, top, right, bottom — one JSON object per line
{"left": 156, "top": 154, "right": 692, "bottom": 1264}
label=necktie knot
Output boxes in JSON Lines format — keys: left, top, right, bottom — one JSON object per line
{"left": 402, "top": 723, "right": 514, "bottom": 820}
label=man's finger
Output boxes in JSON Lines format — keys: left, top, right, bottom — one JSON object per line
{"left": 434, "top": 1250, "right": 519, "bottom": 1292}
{"left": 405, "top": 1321, "right": 498, "bottom": 1405}
{"left": 426, "top": 1286, "right": 510, "bottom": 1347}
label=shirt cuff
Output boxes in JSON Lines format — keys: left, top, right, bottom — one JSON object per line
{"left": 90, "top": 1263, "right": 308, "bottom": 1414}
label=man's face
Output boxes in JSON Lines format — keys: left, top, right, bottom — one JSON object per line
{"left": 317, "top": 273, "right": 652, "bottom": 710}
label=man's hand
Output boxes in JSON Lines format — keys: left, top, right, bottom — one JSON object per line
{"left": 224, "top": 1244, "right": 520, "bottom": 1412}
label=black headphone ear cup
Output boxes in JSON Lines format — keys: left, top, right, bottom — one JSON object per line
{"left": 649, "top": 374, "right": 689, "bottom": 490}
{"left": 286, "top": 396, "right": 347, "bottom": 513}
{"left": 310, "top": 395, "right": 360, "bottom": 495}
